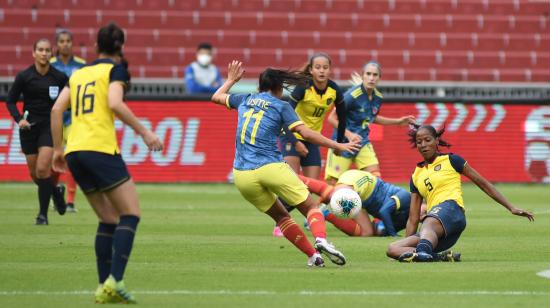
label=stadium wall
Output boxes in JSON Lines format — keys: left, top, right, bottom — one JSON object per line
{"left": 0, "top": 101, "right": 548, "bottom": 183}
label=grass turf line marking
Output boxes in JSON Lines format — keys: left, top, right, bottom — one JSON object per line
{"left": 2, "top": 290, "right": 550, "bottom": 296}
{"left": 537, "top": 270, "right": 550, "bottom": 279}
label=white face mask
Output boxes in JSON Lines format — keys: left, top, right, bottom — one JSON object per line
{"left": 197, "top": 54, "right": 212, "bottom": 66}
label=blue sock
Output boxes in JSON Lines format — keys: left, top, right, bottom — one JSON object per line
{"left": 416, "top": 239, "right": 434, "bottom": 255}
{"left": 95, "top": 223, "right": 116, "bottom": 283}
{"left": 111, "top": 215, "right": 140, "bottom": 281}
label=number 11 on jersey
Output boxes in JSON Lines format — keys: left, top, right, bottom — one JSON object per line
{"left": 240, "top": 108, "right": 265, "bottom": 145}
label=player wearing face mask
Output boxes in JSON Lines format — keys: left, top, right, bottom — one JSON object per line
{"left": 184, "top": 42, "right": 223, "bottom": 94}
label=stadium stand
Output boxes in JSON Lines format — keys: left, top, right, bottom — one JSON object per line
{"left": 0, "top": 0, "right": 549, "bottom": 81}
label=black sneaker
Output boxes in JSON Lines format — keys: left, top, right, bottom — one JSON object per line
{"left": 436, "top": 250, "right": 461, "bottom": 262}
{"left": 35, "top": 215, "right": 48, "bottom": 225}
{"left": 52, "top": 185, "right": 67, "bottom": 215}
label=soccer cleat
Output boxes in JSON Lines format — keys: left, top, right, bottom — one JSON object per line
{"left": 272, "top": 226, "right": 283, "bottom": 237}
{"left": 35, "top": 214, "right": 48, "bottom": 225}
{"left": 94, "top": 284, "right": 114, "bottom": 304}
{"left": 52, "top": 185, "right": 67, "bottom": 215}
{"left": 374, "top": 220, "right": 386, "bottom": 236}
{"left": 66, "top": 203, "right": 77, "bottom": 213}
{"left": 398, "top": 251, "right": 434, "bottom": 262}
{"left": 314, "top": 238, "right": 346, "bottom": 266}
{"left": 102, "top": 275, "right": 137, "bottom": 304}
{"left": 307, "top": 253, "right": 325, "bottom": 267}
{"left": 436, "top": 250, "right": 461, "bottom": 262}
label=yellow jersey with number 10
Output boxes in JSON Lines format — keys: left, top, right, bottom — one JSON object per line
{"left": 65, "top": 59, "right": 129, "bottom": 155}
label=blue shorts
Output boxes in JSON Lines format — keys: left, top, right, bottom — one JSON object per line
{"left": 424, "top": 200, "right": 467, "bottom": 253}
{"left": 66, "top": 151, "right": 130, "bottom": 194}
{"left": 388, "top": 189, "right": 411, "bottom": 232}
{"left": 279, "top": 135, "right": 321, "bottom": 167}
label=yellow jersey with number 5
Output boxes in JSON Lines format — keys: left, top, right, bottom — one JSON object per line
{"left": 65, "top": 59, "right": 129, "bottom": 155}
{"left": 410, "top": 154, "right": 466, "bottom": 211}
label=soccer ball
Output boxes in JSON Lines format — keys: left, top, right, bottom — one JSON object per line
{"left": 328, "top": 188, "right": 362, "bottom": 218}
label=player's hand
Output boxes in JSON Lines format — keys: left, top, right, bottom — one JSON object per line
{"left": 18, "top": 119, "right": 31, "bottom": 130}
{"left": 345, "top": 131, "right": 362, "bottom": 143}
{"left": 349, "top": 71, "right": 362, "bottom": 86}
{"left": 227, "top": 60, "right": 245, "bottom": 83}
{"left": 52, "top": 149, "right": 67, "bottom": 173}
{"left": 399, "top": 115, "right": 416, "bottom": 125}
{"left": 511, "top": 207, "right": 534, "bottom": 221}
{"left": 295, "top": 141, "right": 309, "bottom": 157}
{"left": 143, "top": 130, "right": 163, "bottom": 152}
{"left": 336, "top": 140, "right": 361, "bottom": 155}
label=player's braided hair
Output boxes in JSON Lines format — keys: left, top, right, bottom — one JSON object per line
{"left": 408, "top": 124, "right": 452, "bottom": 148}
{"left": 258, "top": 68, "right": 309, "bottom": 93}
{"left": 97, "top": 22, "right": 125, "bottom": 57}
{"left": 300, "top": 52, "right": 332, "bottom": 77}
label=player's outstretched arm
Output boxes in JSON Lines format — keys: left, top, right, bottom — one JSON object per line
{"left": 108, "top": 82, "right": 163, "bottom": 152}
{"left": 50, "top": 86, "right": 71, "bottom": 172}
{"left": 405, "top": 192, "right": 423, "bottom": 236}
{"left": 211, "top": 60, "right": 244, "bottom": 105}
{"left": 293, "top": 124, "right": 360, "bottom": 154}
{"left": 374, "top": 114, "right": 416, "bottom": 126}
{"left": 462, "top": 163, "right": 534, "bottom": 221}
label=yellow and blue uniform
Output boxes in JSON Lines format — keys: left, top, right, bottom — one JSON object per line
{"left": 325, "top": 84, "right": 383, "bottom": 180}
{"left": 410, "top": 153, "right": 467, "bottom": 252}
{"left": 337, "top": 170, "right": 410, "bottom": 236}
{"left": 281, "top": 80, "right": 345, "bottom": 167}
{"left": 64, "top": 58, "right": 131, "bottom": 193}
{"left": 226, "top": 92, "right": 310, "bottom": 212}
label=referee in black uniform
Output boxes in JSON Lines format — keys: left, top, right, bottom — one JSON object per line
{"left": 5, "top": 38, "right": 68, "bottom": 225}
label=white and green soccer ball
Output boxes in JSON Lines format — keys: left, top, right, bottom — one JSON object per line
{"left": 328, "top": 188, "right": 362, "bottom": 218}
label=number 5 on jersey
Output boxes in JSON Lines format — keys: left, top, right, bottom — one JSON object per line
{"left": 240, "top": 108, "right": 265, "bottom": 144}
{"left": 75, "top": 81, "right": 96, "bottom": 116}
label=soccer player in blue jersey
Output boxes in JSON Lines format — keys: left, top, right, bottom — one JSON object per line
{"left": 297, "top": 171, "right": 410, "bottom": 237}
{"left": 211, "top": 61, "right": 361, "bottom": 267}
{"left": 50, "top": 28, "right": 86, "bottom": 212}
{"left": 325, "top": 61, "right": 415, "bottom": 183}
{"left": 387, "top": 125, "right": 534, "bottom": 262}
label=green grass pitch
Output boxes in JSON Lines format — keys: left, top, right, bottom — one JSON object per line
{"left": 0, "top": 182, "right": 549, "bottom": 307}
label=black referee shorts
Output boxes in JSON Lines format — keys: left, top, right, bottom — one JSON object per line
{"left": 66, "top": 151, "right": 131, "bottom": 194}
{"left": 19, "top": 121, "right": 53, "bottom": 155}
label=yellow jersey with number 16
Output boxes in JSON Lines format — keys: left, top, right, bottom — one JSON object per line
{"left": 65, "top": 59, "right": 129, "bottom": 155}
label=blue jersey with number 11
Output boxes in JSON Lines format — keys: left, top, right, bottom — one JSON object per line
{"left": 226, "top": 92, "right": 303, "bottom": 170}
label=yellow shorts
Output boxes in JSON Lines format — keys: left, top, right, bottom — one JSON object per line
{"left": 233, "top": 162, "right": 309, "bottom": 212}
{"left": 62, "top": 124, "right": 71, "bottom": 145}
{"left": 324, "top": 143, "right": 379, "bottom": 180}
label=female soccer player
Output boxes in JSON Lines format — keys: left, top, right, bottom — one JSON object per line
{"left": 297, "top": 170, "right": 411, "bottom": 237}
{"left": 281, "top": 52, "right": 346, "bottom": 179}
{"left": 5, "top": 38, "right": 68, "bottom": 225}
{"left": 211, "top": 60, "right": 360, "bottom": 267}
{"left": 387, "top": 124, "right": 534, "bottom": 262}
{"left": 325, "top": 61, "right": 416, "bottom": 184}
{"left": 51, "top": 23, "right": 163, "bottom": 303}
{"left": 50, "top": 28, "right": 86, "bottom": 212}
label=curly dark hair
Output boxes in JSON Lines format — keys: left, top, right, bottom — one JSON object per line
{"left": 408, "top": 124, "right": 451, "bottom": 148}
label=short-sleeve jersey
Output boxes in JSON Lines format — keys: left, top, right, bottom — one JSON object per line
{"left": 65, "top": 58, "right": 130, "bottom": 155}
{"left": 51, "top": 56, "right": 86, "bottom": 126}
{"left": 337, "top": 169, "right": 379, "bottom": 204}
{"left": 289, "top": 80, "right": 343, "bottom": 140}
{"left": 410, "top": 153, "right": 467, "bottom": 211}
{"left": 226, "top": 92, "right": 303, "bottom": 170}
{"left": 334, "top": 84, "right": 383, "bottom": 158}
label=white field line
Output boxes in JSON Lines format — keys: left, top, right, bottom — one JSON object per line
{"left": 537, "top": 270, "right": 550, "bottom": 279}
{"left": 1, "top": 290, "right": 550, "bottom": 296}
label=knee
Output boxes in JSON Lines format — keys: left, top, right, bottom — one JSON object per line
{"left": 386, "top": 243, "right": 399, "bottom": 259}
{"left": 35, "top": 165, "right": 51, "bottom": 179}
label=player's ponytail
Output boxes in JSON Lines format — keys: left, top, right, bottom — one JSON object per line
{"left": 299, "top": 52, "right": 332, "bottom": 77}
{"left": 97, "top": 22, "right": 125, "bottom": 57}
{"left": 408, "top": 124, "right": 451, "bottom": 148}
{"left": 258, "top": 68, "right": 309, "bottom": 94}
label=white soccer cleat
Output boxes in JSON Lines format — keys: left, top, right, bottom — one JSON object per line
{"left": 307, "top": 252, "right": 325, "bottom": 267}
{"left": 314, "top": 238, "right": 346, "bottom": 266}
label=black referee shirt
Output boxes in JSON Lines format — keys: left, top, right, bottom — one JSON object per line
{"left": 5, "top": 64, "right": 68, "bottom": 124}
